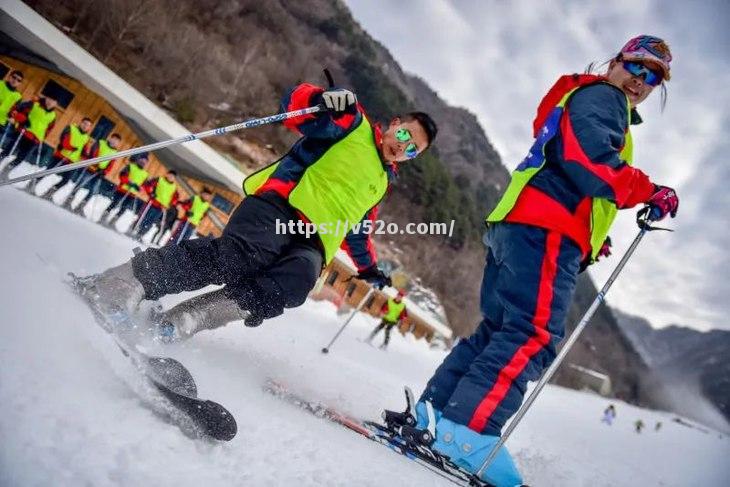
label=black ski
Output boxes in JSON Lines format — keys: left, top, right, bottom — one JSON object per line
{"left": 67, "top": 273, "right": 237, "bottom": 441}
{"left": 264, "top": 379, "right": 494, "bottom": 487}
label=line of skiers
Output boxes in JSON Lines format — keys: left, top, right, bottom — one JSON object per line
{"left": 72, "top": 34, "right": 679, "bottom": 487}
{"left": 0, "top": 69, "right": 214, "bottom": 244}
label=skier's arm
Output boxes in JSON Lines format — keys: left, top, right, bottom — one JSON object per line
{"left": 560, "top": 84, "right": 655, "bottom": 208}
{"left": 58, "top": 126, "right": 74, "bottom": 151}
{"left": 341, "top": 206, "right": 378, "bottom": 272}
{"left": 10, "top": 100, "right": 32, "bottom": 126}
{"left": 141, "top": 179, "right": 156, "bottom": 195}
{"left": 280, "top": 83, "right": 362, "bottom": 140}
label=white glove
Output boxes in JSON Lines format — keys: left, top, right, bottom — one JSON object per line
{"left": 322, "top": 89, "right": 357, "bottom": 112}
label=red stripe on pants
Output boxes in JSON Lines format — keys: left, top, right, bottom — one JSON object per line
{"left": 467, "top": 231, "right": 562, "bottom": 432}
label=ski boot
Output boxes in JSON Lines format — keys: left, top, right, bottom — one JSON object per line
{"left": 152, "top": 289, "right": 258, "bottom": 342}
{"left": 70, "top": 261, "right": 146, "bottom": 332}
{"left": 431, "top": 417, "right": 523, "bottom": 487}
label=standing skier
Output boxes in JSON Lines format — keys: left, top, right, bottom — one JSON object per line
{"left": 601, "top": 404, "right": 617, "bottom": 426}
{"left": 6, "top": 95, "right": 57, "bottom": 167}
{"left": 366, "top": 289, "right": 408, "bottom": 349}
{"left": 71, "top": 132, "right": 122, "bottom": 211}
{"left": 43, "top": 117, "right": 93, "bottom": 197}
{"left": 77, "top": 82, "right": 437, "bottom": 340}
{"left": 411, "top": 35, "right": 679, "bottom": 486}
{"left": 101, "top": 154, "right": 150, "bottom": 226}
{"left": 170, "top": 188, "right": 213, "bottom": 243}
{"left": 0, "top": 70, "right": 24, "bottom": 147}
{"left": 133, "top": 169, "right": 180, "bottom": 239}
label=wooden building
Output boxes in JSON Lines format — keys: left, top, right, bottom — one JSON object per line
{"left": 0, "top": 54, "right": 243, "bottom": 237}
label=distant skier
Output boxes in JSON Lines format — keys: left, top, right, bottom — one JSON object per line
{"left": 6, "top": 95, "right": 57, "bottom": 167}
{"left": 366, "top": 290, "right": 408, "bottom": 350}
{"left": 0, "top": 70, "right": 24, "bottom": 149}
{"left": 132, "top": 169, "right": 179, "bottom": 240}
{"left": 169, "top": 188, "right": 213, "bottom": 243}
{"left": 76, "top": 82, "right": 437, "bottom": 341}
{"left": 101, "top": 154, "right": 150, "bottom": 226}
{"left": 601, "top": 404, "right": 617, "bottom": 426}
{"left": 635, "top": 419, "right": 644, "bottom": 434}
{"left": 654, "top": 421, "right": 662, "bottom": 432}
{"left": 409, "top": 35, "right": 679, "bottom": 486}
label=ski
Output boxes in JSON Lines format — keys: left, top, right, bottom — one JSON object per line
{"left": 67, "top": 273, "right": 237, "bottom": 441}
{"left": 263, "top": 379, "right": 494, "bottom": 487}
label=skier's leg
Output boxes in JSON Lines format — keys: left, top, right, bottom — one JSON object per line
{"left": 367, "top": 321, "right": 385, "bottom": 342}
{"left": 222, "top": 239, "right": 323, "bottom": 325}
{"left": 418, "top": 247, "right": 501, "bottom": 411}
{"left": 135, "top": 206, "right": 163, "bottom": 237}
{"left": 430, "top": 224, "right": 580, "bottom": 485}
{"left": 158, "top": 288, "right": 245, "bottom": 340}
{"left": 381, "top": 322, "right": 395, "bottom": 349}
{"left": 441, "top": 224, "right": 581, "bottom": 435}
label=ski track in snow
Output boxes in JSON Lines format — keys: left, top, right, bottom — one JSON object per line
{"left": 1, "top": 188, "right": 728, "bottom": 487}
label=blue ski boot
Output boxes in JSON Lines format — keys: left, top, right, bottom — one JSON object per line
{"left": 432, "top": 417, "right": 523, "bottom": 487}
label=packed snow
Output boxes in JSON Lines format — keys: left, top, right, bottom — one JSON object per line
{"left": 1, "top": 188, "right": 727, "bottom": 487}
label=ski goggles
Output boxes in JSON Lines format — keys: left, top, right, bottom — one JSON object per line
{"left": 395, "top": 128, "right": 419, "bottom": 159}
{"left": 622, "top": 61, "right": 663, "bottom": 87}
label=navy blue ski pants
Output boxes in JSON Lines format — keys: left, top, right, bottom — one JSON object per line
{"left": 420, "top": 223, "right": 582, "bottom": 436}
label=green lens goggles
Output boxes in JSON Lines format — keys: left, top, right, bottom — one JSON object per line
{"left": 395, "top": 128, "right": 419, "bottom": 159}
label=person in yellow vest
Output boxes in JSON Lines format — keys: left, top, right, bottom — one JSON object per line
{"left": 102, "top": 153, "right": 150, "bottom": 226}
{"left": 134, "top": 169, "right": 180, "bottom": 239}
{"left": 366, "top": 290, "right": 408, "bottom": 350}
{"left": 70, "top": 133, "right": 122, "bottom": 210}
{"left": 169, "top": 188, "right": 213, "bottom": 243}
{"left": 44, "top": 117, "right": 93, "bottom": 195}
{"left": 399, "top": 36, "right": 680, "bottom": 487}
{"left": 76, "top": 82, "right": 437, "bottom": 342}
{"left": 0, "top": 70, "right": 24, "bottom": 150}
{"left": 7, "top": 95, "right": 57, "bottom": 167}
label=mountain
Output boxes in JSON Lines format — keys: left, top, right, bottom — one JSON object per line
{"left": 615, "top": 309, "right": 730, "bottom": 431}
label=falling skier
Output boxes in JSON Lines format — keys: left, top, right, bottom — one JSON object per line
{"left": 74, "top": 82, "right": 438, "bottom": 341}
{"left": 397, "top": 35, "right": 680, "bottom": 487}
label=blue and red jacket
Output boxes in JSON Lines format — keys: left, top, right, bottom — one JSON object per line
{"left": 505, "top": 82, "right": 655, "bottom": 255}
{"left": 258, "top": 83, "right": 397, "bottom": 271}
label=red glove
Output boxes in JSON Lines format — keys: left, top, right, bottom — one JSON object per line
{"left": 647, "top": 185, "right": 679, "bottom": 221}
{"left": 597, "top": 236, "right": 612, "bottom": 260}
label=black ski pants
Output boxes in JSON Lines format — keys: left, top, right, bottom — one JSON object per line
{"left": 131, "top": 192, "right": 323, "bottom": 322}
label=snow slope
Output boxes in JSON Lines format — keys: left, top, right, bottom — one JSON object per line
{"left": 1, "top": 189, "right": 728, "bottom": 487}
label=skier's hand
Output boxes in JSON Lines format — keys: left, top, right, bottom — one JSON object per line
{"left": 596, "top": 236, "right": 612, "bottom": 261}
{"left": 643, "top": 185, "right": 679, "bottom": 222}
{"left": 322, "top": 89, "right": 357, "bottom": 113}
{"left": 355, "top": 265, "right": 391, "bottom": 289}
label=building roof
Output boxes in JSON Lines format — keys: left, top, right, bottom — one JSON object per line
{"left": 0, "top": 1, "right": 244, "bottom": 191}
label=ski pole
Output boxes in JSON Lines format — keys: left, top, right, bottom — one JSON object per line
{"left": 153, "top": 208, "right": 169, "bottom": 245}
{"left": 477, "top": 222, "right": 654, "bottom": 478}
{"left": 174, "top": 220, "right": 190, "bottom": 244}
{"left": 0, "top": 123, "right": 11, "bottom": 152}
{"left": 131, "top": 199, "right": 153, "bottom": 236}
{"left": 105, "top": 190, "right": 131, "bottom": 224}
{"left": 0, "top": 105, "right": 325, "bottom": 187}
{"left": 321, "top": 286, "right": 376, "bottom": 354}
{"left": 0, "top": 128, "right": 25, "bottom": 173}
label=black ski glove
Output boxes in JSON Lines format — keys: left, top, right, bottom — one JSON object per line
{"left": 355, "top": 265, "right": 391, "bottom": 289}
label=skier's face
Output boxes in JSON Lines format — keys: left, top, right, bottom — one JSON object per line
{"left": 79, "top": 119, "right": 92, "bottom": 133}
{"left": 606, "top": 58, "right": 658, "bottom": 107}
{"left": 109, "top": 136, "right": 121, "bottom": 149}
{"left": 7, "top": 72, "right": 23, "bottom": 89}
{"left": 43, "top": 97, "right": 58, "bottom": 110}
{"left": 381, "top": 118, "right": 429, "bottom": 163}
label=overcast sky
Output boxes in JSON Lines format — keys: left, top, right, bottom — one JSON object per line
{"left": 344, "top": 0, "right": 730, "bottom": 331}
